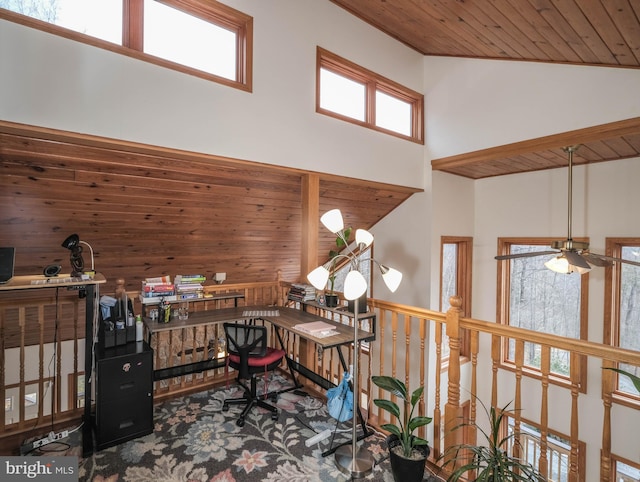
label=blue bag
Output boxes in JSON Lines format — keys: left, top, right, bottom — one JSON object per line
{"left": 326, "top": 372, "right": 353, "bottom": 422}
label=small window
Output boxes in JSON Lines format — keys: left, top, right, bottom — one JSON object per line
{"left": 0, "top": 0, "right": 252, "bottom": 90}
{"left": 317, "top": 47, "right": 424, "bottom": 143}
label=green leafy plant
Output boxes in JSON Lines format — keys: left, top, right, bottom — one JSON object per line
{"left": 372, "top": 375, "right": 432, "bottom": 458}
{"left": 603, "top": 367, "right": 640, "bottom": 392}
{"left": 441, "top": 399, "right": 544, "bottom": 482}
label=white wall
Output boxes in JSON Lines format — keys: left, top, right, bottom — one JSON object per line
{"left": 0, "top": 0, "right": 425, "bottom": 188}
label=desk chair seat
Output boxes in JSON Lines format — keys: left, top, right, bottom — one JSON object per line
{"left": 222, "top": 322, "right": 285, "bottom": 427}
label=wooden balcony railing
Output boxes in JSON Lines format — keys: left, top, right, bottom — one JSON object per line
{"left": 1, "top": 279, "right": 638, "bottom": 482}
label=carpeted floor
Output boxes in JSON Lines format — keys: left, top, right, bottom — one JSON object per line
{"left": 30, "top": 375, "right": 441, "bottom": 481}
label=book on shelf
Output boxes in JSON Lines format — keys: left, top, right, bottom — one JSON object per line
{"left": 139, "top": 294, "right": 177, "bottom": 304}
{"left": 175, "top": 274, "right": 207, "bottom": 284}
{"left": 288, "top": 283, "right": 316, "bottom": 302}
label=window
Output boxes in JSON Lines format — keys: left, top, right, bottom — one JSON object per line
{"left": 497, "top": 238, "right": 588, "bottom": 384}
{"left": 612, "top": 456, "right": 640, "bottom": 482}
{"left": 604, "top": 238, "right": 640, "bottom": 401}
{"left": 440, "top": 236, "right": 473, "bottom": 360}
{"left": 317, "top": 47, "right": 424, "bottom": 143}
{"left": 0, "top": 0, "right": 252, "bottom": 90}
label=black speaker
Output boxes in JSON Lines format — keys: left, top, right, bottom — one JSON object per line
{"left": 43, "top": 264, "right": 62, "bottom": 277}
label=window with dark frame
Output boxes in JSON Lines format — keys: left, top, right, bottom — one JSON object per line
{"left": 0, "top": 0, "right": 253, "bottom": 91}
{"left": 317, "top": 47, "right": 424, "bottom": 144}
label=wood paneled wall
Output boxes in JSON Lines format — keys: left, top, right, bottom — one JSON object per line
{"left": 0, "top": 122, "right": 419, "bottom": 294}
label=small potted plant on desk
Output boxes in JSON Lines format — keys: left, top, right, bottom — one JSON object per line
{"left": 325, "top": 227, "right": 351, "bottom": 308}
{"left": 372, "top": 375, "right": 432, "bottom": 482}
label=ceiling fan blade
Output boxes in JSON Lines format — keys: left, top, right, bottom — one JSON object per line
{"left": 582, "top": 253, "right": 613, "bottom": 267}
{"left": 585, "top": 253, "right": 640, "bottom": 268}
{"left": 565, "top": 250, "right": 591, "bottom": 269}
{"left": 495, "top": 250, "right": 559, "bottom": 260}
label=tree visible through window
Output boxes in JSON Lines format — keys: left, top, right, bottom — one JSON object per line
{"left": 605, "top": 238, "right": 640, "bottom": 397}
{"left": 497, "top": 239, "right": 587, "bottom": 379}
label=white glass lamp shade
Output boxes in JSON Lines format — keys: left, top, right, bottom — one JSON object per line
{"left": 307, "top": 265, "right": 330, "bottom": 290}
{"left": 355, "top": 229, "right": 374, "bottom": 248}
{"left": 343, "top": 270, "right": 367, "bottom": 300}
{"left": 320, "top": 209, "right": 344, "bottom": 234}
{"left": 544, "top": 255, "right": 571, "bottom": 274}
{"left": 380, "top": 266, "right": 402, "bottom": 292}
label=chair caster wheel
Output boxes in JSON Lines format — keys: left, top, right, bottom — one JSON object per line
{"left": 271, "top": 413, "right": 278, "bottom": 421}
{"left": 236, "top": 418, "right": 245, "bottom": 427}
{"left": 222, "top": 403, "right": 229, "bottom": 412}
{"left": 270, "top": 394, "right": 278, "bottom": 402}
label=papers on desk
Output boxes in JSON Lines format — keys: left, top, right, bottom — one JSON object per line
{"left": 242, "top": 310, "right": 280, "bottom": 317}
{"left": 293, "top": 321, "right": 338, "bottom": 338}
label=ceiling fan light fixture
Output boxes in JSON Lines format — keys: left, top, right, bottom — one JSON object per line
{"left": 545, "top": 255, "right": 571, "bottom": 274}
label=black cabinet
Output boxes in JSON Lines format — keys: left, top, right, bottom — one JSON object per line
{"left": 95, "top": 341, "right": 153, "bottom": 450}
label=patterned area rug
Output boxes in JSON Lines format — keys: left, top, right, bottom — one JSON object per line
{"left": 76, "top": 375, "right": 433, "bottom": 482}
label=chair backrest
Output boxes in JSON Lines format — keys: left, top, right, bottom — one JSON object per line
{"left": 223, "top": 322, "right": 268, "bottom": 378}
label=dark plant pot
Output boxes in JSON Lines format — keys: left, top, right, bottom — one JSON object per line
{"left": 325, "top": 294, "right": 339, "bottom": 307}
{"left": 386, "top": 435, "right": 429, "bottom": 482}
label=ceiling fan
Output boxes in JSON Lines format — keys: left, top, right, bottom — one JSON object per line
{"left": 495, "top": 145, "right": 640, "bottom": 274}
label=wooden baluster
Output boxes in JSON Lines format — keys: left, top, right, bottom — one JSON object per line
{"left": 37, "top": 304, "right": 45, "bottom": 424}
{"left": 491, "top": 334, "right": 500, "bottom": 409}
{"left": 404, "top": 314, "right": 411, "bottom": 397}
{"left": 444, "top": 295, "right": 462, "bottom": 459}
{"left": 469, "top": 330, "right": 479, "bottom": 443}
{"left": 538, "top": 345, "right": 550, "bottom": 480}
{"left": 0, "top": 305, "right": 5, "bottom": 430}
{"left": 19, "top": 306, "right": 26, "bottom": 427}
{"left": 569, "top": 352, "right": 580, "bottom": 482}
{"left": 418, "top": 316, "right": 427, "bottom": 441}
{"left": 600, "top": 359, "right": 614, "bottom": 482}
{"left": 433, "top": 319, "right": 442, "bottom": 459}
{"left": 513, "top": 339, "right": 524, "bottom": 464}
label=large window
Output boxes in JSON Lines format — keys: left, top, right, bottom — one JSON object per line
{"left": 317, "top": 47, "right": 424, "bottom": 144}
{"left": 604, "top": 238, "right": 640, "bottom": 401}
{"left": 0, "top": 0, "right": 252, "bottom": 90}
{"left": 497, "top": 238, "right": 588, "bottom": 385}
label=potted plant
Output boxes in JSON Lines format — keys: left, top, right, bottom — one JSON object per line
{"left": 372, "top": 375, "right": 432, "bottom": 482}
{"left": 440, "top": 399, "right": 544, "bottom": 482}
{"left": 325, "top": 227, "right": 351, "bottom": 307}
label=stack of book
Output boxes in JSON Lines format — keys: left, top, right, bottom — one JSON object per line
{"left": 141, "top": 276, "right": 176, "bottom": 303}
{"left": 175, "top": 274, "right": 206, "bottom": 300}
{"left": 288, "top": 283, "right": 316, "bottom": 303}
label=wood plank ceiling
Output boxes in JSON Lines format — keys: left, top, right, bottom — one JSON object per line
{"left": 331, "top": 0, "right": 640, "bottom": 179}
{"left": 0, "top": 123, "right": 419, "bottom": 291}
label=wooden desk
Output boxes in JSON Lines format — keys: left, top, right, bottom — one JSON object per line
{"left": 144, "top": 305, "right": 373, "bottom": 381}
{"left": 0, "top": 273, "right": 107, "bottom": 457}
{"left": 144, "top": 305, "right": 374, "bottom": 454}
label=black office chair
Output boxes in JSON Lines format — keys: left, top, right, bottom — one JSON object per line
{"left": 222, "top": 322, "right": 285, "bottom": 427}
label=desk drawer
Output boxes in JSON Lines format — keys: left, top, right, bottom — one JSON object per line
{"left": 96, "top": 394, "right": 153, "bottom": 450}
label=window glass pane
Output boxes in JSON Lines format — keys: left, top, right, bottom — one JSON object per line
{"left": 619, "top": 245, "right": 640, "bottom": 394}
{"left": 319, "top": 68, "right": 365, "bottom": 121}
{"left": 441, "top": 243, "right": 457, "bottom": 311}
{"left": 375, "top": 90, "right": 411, "bottom": 136}
{"left": 507, "top": 244, "right": 581, "bottom": 374}
{"left": 616, "top": 460, "right": 640, "bottom": 482}
{"left": 0, "top": 0, "right": 122, "bottom": 44}
{"left": 144, "top": 0, "right": 236, "bottom": 80}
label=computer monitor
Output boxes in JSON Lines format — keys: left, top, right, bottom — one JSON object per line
{"left": 0, "top": 247, "right": 15, "bottom": 284}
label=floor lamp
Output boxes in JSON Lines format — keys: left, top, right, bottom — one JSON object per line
{"left": 307, "top": 209, "right": 402, "bottom": 479}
